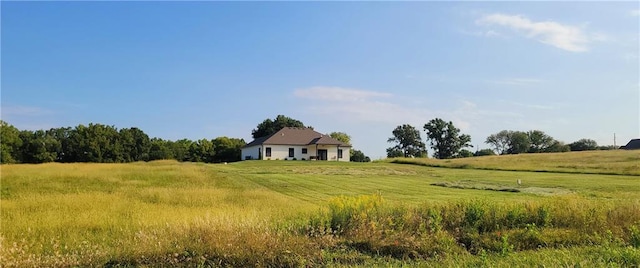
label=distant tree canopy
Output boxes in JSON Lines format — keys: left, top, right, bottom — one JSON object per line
{"left": 0, "top": 121, "right": 22, "bottom": 163}
{"left": 423, "top": 118, "right": 472, "bottom": 159}
{"left": 251, "top": 115, "right": 306, "bottom": 139}
{"left": 485, "top": 130, "right": 569, "bottom": 155}
{"left": 569, "top": 138, "right": 598, "bottom": 151}
{"left": 0, "top": 121, "right": 245, "bottom": 164}
{"left": 329, "top": 132, "right": 351, "bottom": 145}
{"left": 474, "top": 149, "right": 496, "bottom": 157}
{"left": 350, "top": 149, "right": 371, "bottom": 162}
{"left": 387, "top": 124, "right": 427, "bottom": 158}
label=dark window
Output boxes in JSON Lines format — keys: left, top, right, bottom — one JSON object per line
{"left": 266, "top": 147, "right": 271, "bottom": 157}
{"left": 302, "top": 148, "right": 308, "bottom": 154}
{"left": 289, "top": 148, "right": 295, "bottom": 157}
{"left": 338, "top": 149, "right": 343, "bottom": 159}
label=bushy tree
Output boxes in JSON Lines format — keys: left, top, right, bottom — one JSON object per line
{"left": 17, "top": 130, "right": 59, "bottom": 163}
{"left": 329, "top": 132, "right": 351, "bottom": 145}
{"left": 188, "top": 139, "right": 215, "bottom": 163}
{"left": 545, "top": 140, "right": 570, "bottom": 153}
{"left": 251, "top": 115, "right": 306, "bottom": 139}
{"left": 119, "top": 127, "right": 150, "bottom": 162}
{"left": 212, "top": 136, "right": 246, "bottom": 162}
{"left": 485, "top": 130, "right": 511, "bottom": 155}
{"left": 0, "top": 121, "right": 22, "bottom": 163}
{"left": 507, "top": 131, "right": 530, "bottom": 154}
{"left": 458, "top": 149, "right": 474, "bottom": 158}
{"left": 387, "top": 124, "right": 427, "bottom": 158}
{"left": 350, "top": 149, "right": 371, "bottom": 162}
{"left": 569, "top": 139, "right": 598, "bottom": 151}
{"left": 171, "top": 139, "right": 193, "bottom": 162}
{"left": 423, "top": 118, "right": 471, "bottom": 159}
{"left": 527, "top": 130, "right": 555, "bottom": 153}
{"left": 148, "top": 138, "right": 174, "bottom": 160}
{"left": 487, "top": 129, "right": 568, "bottom": 154}
{"left": 474, "top": 149, "right": 496, "bottom": 157}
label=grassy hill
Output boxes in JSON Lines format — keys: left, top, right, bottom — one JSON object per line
{"left": 385, "top": 149, "right": 640, "bottom": 176}
{"left": 1, "top": 150, "right": 639, "bottom": 267}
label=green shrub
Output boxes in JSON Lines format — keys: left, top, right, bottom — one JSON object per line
{"left": 630, "top": 224, "right": 640, "bottom": 248}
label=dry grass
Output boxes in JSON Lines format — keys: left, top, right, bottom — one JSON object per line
{"left": 1, "top": 151, "right": 639, "bottom": 266}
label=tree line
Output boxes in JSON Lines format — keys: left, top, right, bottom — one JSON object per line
{"left": 0, "top": 121, "right": 245, "bottom": 164}
{"left": 387, "top": 118, "right": 612, "bottom": 159}
{"left": 1, "top": 115, "right": 372, "bottom": 164}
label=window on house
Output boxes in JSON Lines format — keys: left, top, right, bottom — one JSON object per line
{"left": 338, "top": 149, "right": 343, "bottom": 159}
{"left": 289, "top": 148, "right": 294, "bottom": 157}
{"left": 265, "top": 147, "right": 271, "bottom": 157}
{"left": 302, "top": 148, "right": 307, "bottom": 154}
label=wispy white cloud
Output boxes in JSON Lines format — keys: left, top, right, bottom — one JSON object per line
{"left": 293, "top": 87, "right": 520, "bottom": 132}
{"left": 476, "top": 13, "right": 592, "bottom": 52}
{"left": 512, "top": 102, "right": 554, "bottom": 110}
{"left": 294, "top": 86, "right": 427, "bottom": 125}
{"left": 1, "top": 105, "right": 53, "bottom": 117}
{"left": 630, "top": 9, "right": 640, "bottom": 16}
{"left": 460, "top": 29, "right": 504, "bottom": 38}
{"left": 293, "top": 86, "right": 392, "bottom": 102}
{"left": 488, "top": 78, "right": 545, "bottom": 86}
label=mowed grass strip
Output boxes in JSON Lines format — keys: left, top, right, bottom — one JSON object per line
{"left": 386, "top": 149, "right": 640, "bottom": 176}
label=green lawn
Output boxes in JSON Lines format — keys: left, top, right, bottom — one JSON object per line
{"left": 1, "top": 151, "right": 639, "bottom": 267}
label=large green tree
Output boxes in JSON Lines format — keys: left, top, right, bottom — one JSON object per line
{"left": 387, "top": 124, "right": 426, "bottom": 158}
{"left": 423, "top": 118, "right": 472, "bottom": 159}
{"left": 18, "top": 130, "right": 60, "bottom": 163}
{"left": 485, "top": 130, "right": 511, "bottom": 155}
{"left": 507, "top": 131, "right": 530, "bottom": 154}
{"left": 188, "top": 139, "right": 215, "bottom": 163}
{"left": 0, "top": 121, "right": 22, "bottom": 163}
{"left": 148, "top": 138, "right": 174, "bottom": 160}
{"left": 527, "top": 130, "right": 555, "bottom": 153}
{"left": 251, "top": 115, "right": 306, "bottom": 139}
{"left": 212, "top": 136, "right": 246, "bottom": 162}
{"left": 119, "top": 127, "right": 151, "bottom": 162}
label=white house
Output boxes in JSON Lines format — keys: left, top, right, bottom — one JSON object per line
{"left": 241, "top": 127, "right": 351, "bottom": 161}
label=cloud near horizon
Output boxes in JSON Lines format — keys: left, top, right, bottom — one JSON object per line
{"left": 488, "top": 78, "right": 545, "bottom": 86}
{"left": 294, "top": 86, "right": 427, "bottom": 125}
{"left": 476, "top": 13, "right": 592, "bottom": 52}
{"left": 292, "top": 86, "right": 513, "bottom": 133}
{"left": 293, "top": 86, "right": 392, "bottom": 102}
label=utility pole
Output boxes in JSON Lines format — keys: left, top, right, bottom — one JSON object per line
{"left": 614, "top": 133, "right": 616, "bottom": 148}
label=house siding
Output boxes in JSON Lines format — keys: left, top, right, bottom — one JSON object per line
{"left": 316, "top": 144, "right": 350, "bottom": 162}
{"left": 262, "top": 145, "right": 307, "bottom": 160}
{"left": 241, "top": 145, "right": 261, "bottom": 160}
{"left": 242, "top": 144, "right": 350, "bottom": 161}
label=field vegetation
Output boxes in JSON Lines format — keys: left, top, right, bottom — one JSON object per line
{"left": 387, "top": 149, "right": 640, "bottom": 176}
{"left": 1, "top": 150, "right": 639, "bottom": 267}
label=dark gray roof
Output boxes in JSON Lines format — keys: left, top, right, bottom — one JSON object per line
{"left": 244, "top": 127, "right": 351, "bottom": 147}
{"left": 621, "top": 139, "right": 640, "bottom": 150}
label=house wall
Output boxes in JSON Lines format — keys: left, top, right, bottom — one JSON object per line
{"left": 316, "top": 144, "right": 351, "bottom": 162}
{"left": 242, "top": 144, "right": 351, "bottom": 161}
{"left": 262, "top": 145, "right": 309, "bottom": 160}
{"left": 241, "top": 145, "right": 261, "bottom": 160}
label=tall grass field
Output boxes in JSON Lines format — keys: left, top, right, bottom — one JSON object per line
{"left": 1, "top": 150, "right": 639, "bottom": 267}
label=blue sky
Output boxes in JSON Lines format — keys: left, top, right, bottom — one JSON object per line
{"left": 2, "top": 2, "right": 639, "bottom": 158}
